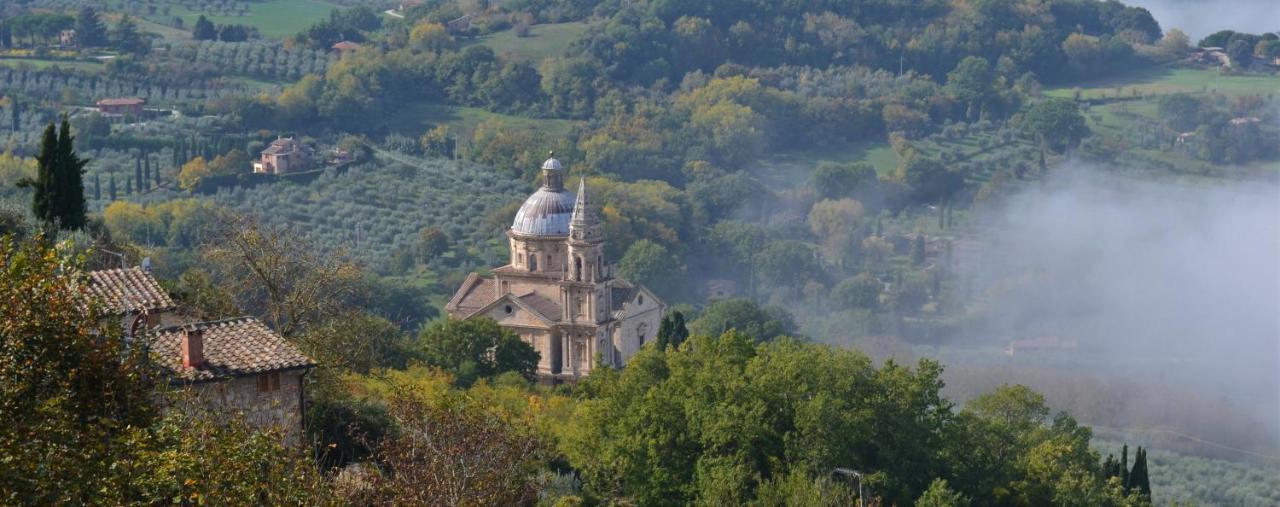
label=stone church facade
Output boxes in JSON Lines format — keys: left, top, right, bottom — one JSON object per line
{"left": 446, "top": 155, "right": 664, "bottom": 380}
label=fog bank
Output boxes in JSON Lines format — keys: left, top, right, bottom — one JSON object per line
{"left": 967, "top": 168, "right": 1278, "bottom": 443}
{"left": 1124, "top": 0, "right": 1279, "bottom": 41}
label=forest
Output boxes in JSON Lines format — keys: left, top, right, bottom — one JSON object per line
{"left": 1, "top": 0, "right": 1278, "bottom": 505}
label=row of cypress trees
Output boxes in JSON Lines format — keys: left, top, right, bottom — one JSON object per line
{"left": 19, "top": 116, "right": 89, "bottom": 230}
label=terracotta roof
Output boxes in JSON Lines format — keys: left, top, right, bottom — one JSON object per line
{"left": 331, "top": 41, "right": 361, "bottom": 51}
{"left": 446, "top": 273, "right": 496, "bottom": 314}
{"left": 85, "top": 267, "right": 175, "bottom": 315}
{"left": 96, "top": 97, "right": 145, "bottom": 106}
{"left": 517, "top": 291, "right": 562, "bottom": 322}
{"left": 147, "top": 317, "right": 315, "bottom": 383}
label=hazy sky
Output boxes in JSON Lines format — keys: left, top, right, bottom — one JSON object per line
{"left": 1124, "top": 0, "right": 1279, "bottom": 40}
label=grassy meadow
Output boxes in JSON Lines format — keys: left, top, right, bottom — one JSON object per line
{"left": 164, "top": 0, "right": 342, "bottom": 39}
{"left": 1045, "top": 66, "right": 1280, "bottom": 100}
{"left": 467, "top": 21, "right": 593, "bottom": 63}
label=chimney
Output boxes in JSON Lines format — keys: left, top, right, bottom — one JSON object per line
{"left": 181, "top": 326, "right": 204, "bottom": 368}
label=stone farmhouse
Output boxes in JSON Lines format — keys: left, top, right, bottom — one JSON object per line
{"left": 85, "top": 266, "right": 185, "bottom": 332}
{"left": 253, "top": 137, "right": 308, "bottom": 174}
{"left": 147, "top": 318, "right": 316, "bottom": 446}
{"left": 83, "top": 267, "right": 315, "bottom": 445}
{"left": 447, "top": 154, "right": 664, "bottom": 381}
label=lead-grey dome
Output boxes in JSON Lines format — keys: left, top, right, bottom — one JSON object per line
{"left": 511, "top": 187, "right": 576, "bottom": 236}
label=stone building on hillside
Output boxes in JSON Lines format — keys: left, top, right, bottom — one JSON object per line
{"left": 96, "top": 97, "right": 145, "bottom": 117}
{"left": 85, "top": 266, "right": 185, "bottom": 332}
{"left": 447, "top": 154, "right": 664, "bottom": 381}
{"left": 253, "top": 137, "right": 308, "bottom": 174}
{"left": 147, "top": 317, "right": 316, "bottom": 446}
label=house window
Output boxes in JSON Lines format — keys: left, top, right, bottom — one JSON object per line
{"left": 256, "top": 372, "right": 281, "bottom": 392}
{"left": 637, "top": 322, "right": 648, "bottom": 347}
{"left": 529, "top": 255, "right": 538, "bottom": 271}
{"left": 504, "top": 305, "right": 513, "bottom": 315}
{"left": 574, "top": 256, "right": 582, "bottom": 281}
{"left": 638, "top": 294, "right": 644, "bottom": 306}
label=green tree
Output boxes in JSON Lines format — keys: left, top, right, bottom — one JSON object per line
{"left": 0, "top": 237, "right": 156, "bottom": 503}
{"left": 192, "top": 15, "right": 217, "bottom": 41}
{"left": 618, "top": 239, "right": 681, "bottom": 299}
{"left": 655, "top": 310, "right": 690, "bottom": 350}
{"left": 688, "top": 298, "right": 794, "bottom": 342}
{"left": 833, "top": 272, "right": 881, "bottom": 310}
{"left": 898, "top": 155, "right": 962, "bottom": 204}
{"left": 916, "top": 478, "right": 968, "bottom": 507}
{"left": 419, "top": 318, "right": 539, "bottom": 386}
{"left": 1022, "top": 99, "right": 1089, "bottom": 153}
{"left": 109, "top": 15, "right": 147, "bottom": 55}
{"left": 1128, "top": 447, "right": 1151, "bottom": 497}
{"left": 21, "top": 124, "right": 58, "bottom": 226}
{"left": 812, "top": 161, "right": 877, "bottom": 201}
{"left": 74, "top": 7, "right": 108, "bottom": 47}
{"left": 416, "top": 227, "right": 449, "bottom": 264}
{"left": 946, "top": 56, "right": 994, "bottom": 119}
{"left": 21, "top": 119, "right": 89, "bottom": 230}
{"left": 1225, "top": 39, "right": 1254, "bottom": 68}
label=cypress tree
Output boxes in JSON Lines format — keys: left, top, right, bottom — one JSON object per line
{"left": 93, "top": 173, "right": 100, "bottom": 201}
{"left": 1120, "top": 444, "right": 1130, "bottom": 492}
{"left": 46, "top": 117, "right": 89, "bottom": 230}
{"left": 911, "top": 234, "right": 926, "bottom": 265}
{"left": 108, "top": 173, "right": 116, "bottom": 201}
{"left": 1129, "top": 447, "right": 1151, "bottom": 497}
{"left": 125, "top": 177, "right": 132, "bottom": 195}
{"left": 670, "top": 311, "right": 688, "bottom": 348}
{"left": 22, "top": 123, "right": 59, "bottom": 225}
{"left": 143, "top": 152, "right": 151, "bottom": 188}
{"left": 655, "top": 314, "right": 673, "bottom": 350}
{"left": 153, "top": 155, "right": 161, "bottom": 187}
{"left": 134, "top": 157, "right": 143, "bottom": 193}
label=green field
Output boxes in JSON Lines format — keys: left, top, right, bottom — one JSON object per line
{"left": 1046, "top": 67, "right": 1280, "bottom": 100}
{"left": 161, "top": 0, "right": 342, "bottom": 39}
{"left": 467, "top": 22, "right": 592, "bottom": 63}
{"left": 0, "top": 57, "right": 104, "bottom": 73}
{"left": 758, "top": 141, "right": 902, "bottom": 191}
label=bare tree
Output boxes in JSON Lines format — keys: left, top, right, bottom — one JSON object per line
{"left": 366, "top": 394, "right": 546, "bottom": 506}
{"left": 201, "top": 214, "right": 362, "bottom": 337}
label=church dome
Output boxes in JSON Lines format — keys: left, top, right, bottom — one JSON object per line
{"left": 511, "top": 187, "right": 576, "bottom": 236}
{"left": 512, "top": 152, "right": 576, "bottom": 236}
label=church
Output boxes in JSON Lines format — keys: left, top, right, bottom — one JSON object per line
{"left": 446, "top": 154, "right": 664, "bottom": 380}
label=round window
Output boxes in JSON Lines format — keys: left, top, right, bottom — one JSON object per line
{"left": 504, "top": 305, "right": 513, "bottom": 314}
{"left": 638, "top": 295, "right": 644, "bottom": 305}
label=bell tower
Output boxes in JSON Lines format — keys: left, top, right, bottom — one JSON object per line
{"left": 564, "top": 177, "right": 607, "bottom": 324}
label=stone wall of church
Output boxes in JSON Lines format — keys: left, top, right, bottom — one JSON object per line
{"left": 613, "top": 291, "right": 664, "bottom": 364}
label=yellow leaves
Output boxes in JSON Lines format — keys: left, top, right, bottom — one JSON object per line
{"left": 0, "top": 150, "right": 37, "bottom": 188}
{"left": 409, "top": 21, "right": 453, "bottom": 52}
{"left": 177, "top": 156, "right": 210, "bottom": 191}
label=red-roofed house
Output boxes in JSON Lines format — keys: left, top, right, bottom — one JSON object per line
{"left": 147, "top": 317, "right": 316, "bottom": 446}
{"left": 331, "top": 40, "right": 362, "bottom": 55}
{"left": 253, "top": 137, "right": 308, "bottom": 174}
{"left": 96, "top": 97, "right": 145, "bottom": 116}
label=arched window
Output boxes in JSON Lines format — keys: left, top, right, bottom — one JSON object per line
{"left": 597, "top": 255, "right": 603, "bottom": 276}
{"left": 637, "top": 322, "right": 648, "bottom": 347}
{"left": 574, "top": 256, "right": 582, "bottom": 281}
{"left": 529, "top": 255, "right": 538, "bottom": 271}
